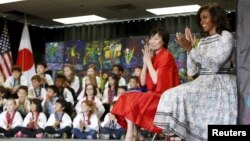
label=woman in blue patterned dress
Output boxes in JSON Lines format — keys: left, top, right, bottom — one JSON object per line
{"left": 153, "top": 3, "right": 237, "bottom": 141}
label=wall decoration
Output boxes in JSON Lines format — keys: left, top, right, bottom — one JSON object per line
{"left": 168, "top": 34, "right": 188, "bottom": 83}
{"left": 121, "top": 36, "right": 145, "bottom": 69}
{"left": 45, "top": 34, "right": 191, "bottom": 84}
{"left": 45, "top": 42, "right": 64, "bottom": 63}
{"left": 83, "top": 40, "right": 102, "bottom": 70}
{"left": 64, "top": 40, "right": 85, "bottom": 64}
{"left": 102, "top": 40, "right": 122, "bottom": 70}
{"left": 47, "top": 63, "right": 64, "bottom": 71}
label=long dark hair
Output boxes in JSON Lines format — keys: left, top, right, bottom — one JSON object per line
{"left": 197, "top": 2, "right": 230, "bottom": 37}
{"left": 149, "top": 26, "right": 169, "bottom": 49}
{"left": 30, "top": 99, "right": 43, "bottom": 113}
{"left": 84, "top": 84, "right": 97, "bottom": 100}
{"left": 108, "top": 73, "right": 119, "bottom": 96}
{"left": 55, "top": 98, "right": 71, "bottom": 115}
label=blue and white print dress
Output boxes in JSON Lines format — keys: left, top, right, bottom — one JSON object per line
{"left": 154, "top": 30, "right": 237, "bottom": 141}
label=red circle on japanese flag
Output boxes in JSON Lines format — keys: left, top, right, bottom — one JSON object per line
{"left": 16, "top": 48, "right": 34, "bottom": 71}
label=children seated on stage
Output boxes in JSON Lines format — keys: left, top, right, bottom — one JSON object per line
{"left": 44, "top": 99, "right": 72, "bottom": 138}
{"left": 72, "top": 100, "right": 99, "bottom": 139}
{"left": 75, "top": 84, "right": 105, "bottom": 119}
{"left": 82, "top": 64, "right": 101, "bottom": 89}
{"left": 113, "top": 86, "right": 127, "bottom": 101}
{"left": 63, "top": 64, "right": 80, "bottom": 94}
{"left": 100, "top": 102, "right": 125, "bottom": 139}
{"left": 102, "top": 73, "right": 119, "bottom": 121}
{"left": 127, "top": 76, "right": 142, "bottom": 92}
{"left": 102, "top": 73, "right": 119, "bottom": 104}
{"left": 4, "top": 65, "right": 28, "bottom": 99}
{"left": 20, "top": 99, "right": 47, "bottom": 138}
{"left": 133, "top": 66, "right": 142, "bottom": 78}
{"left": 104, "top": 65, "right": 126, "bottom": 88}
{"left": 42, "top": 85, "right": 59, "bottom": 117}
{"left": 36, "top": 62, "right": 54, "bottom": 88}
{"left": 28, "top": 75, "right": 46, "bottom": 101}
{"left": 128, "top": 66, "right": 147, "bottom": 92}
{"left": 78, "top": 74, "right": 102, "bottom": 101}
{"left": 0, "top": 99, "right": 23, "bottom": 137}
{"left": 15, "top": 86, "right": 30, "bottom": 118}
{"left": 64, "top": 78, "right": 77, "bottom": 104}
{"left": 54, "top": 74, "right": 74, "bottom": 106}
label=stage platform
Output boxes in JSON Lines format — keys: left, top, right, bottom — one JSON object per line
{"left": 3, "top": 139, "right": 165, "bottom": 141}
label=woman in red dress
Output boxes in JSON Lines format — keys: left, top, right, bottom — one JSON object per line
{"left": 111, "top": 27, "right": 180, "bottom": 141}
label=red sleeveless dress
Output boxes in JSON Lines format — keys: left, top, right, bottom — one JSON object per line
{"left": 111, "top": 48, "right": 180, "bottom": 133}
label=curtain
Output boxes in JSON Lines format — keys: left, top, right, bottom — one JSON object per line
{"left": 61, "top": 15, "right": 199, "bottom": 41}
{"left": 237, "top": 0, "right": 250, "bottom": 124}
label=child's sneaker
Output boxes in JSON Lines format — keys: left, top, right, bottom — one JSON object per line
{"left": 36, "top": 133, "right": 44, "bottom": 138}
{"left": 100, "top": 134, "right": 109, "bottom": 140}
{"left": 53, "top": 133, "right": 61, "bottom": 138}
{"left": 0, "top": 133, "right": 5, "bottom": 138}
{"left": 121, "top": 134, "right": 125, "bottom": 140}
{"left": 45, "top": 133, "right": 52, "bottom": 138}
{"left": 62, "top": 133, "right": 67, "bottom": 139}
{"left": 15, "top": 131, "right": 24, "bottom": 138}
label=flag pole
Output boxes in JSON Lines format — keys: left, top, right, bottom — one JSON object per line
{"left": 21, "top": 14, "right": 27, "bottom": 72}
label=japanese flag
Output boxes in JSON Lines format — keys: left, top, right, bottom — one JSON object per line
{"left": 16, "top": 22, "right": 35, "bottom": 85}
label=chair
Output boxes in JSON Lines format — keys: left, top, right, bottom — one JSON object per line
{"left": 151, "top": 133, "right": 182, "bottom": 141}
{"left": 151, "top": 133, "right": 157, "bottom": 141}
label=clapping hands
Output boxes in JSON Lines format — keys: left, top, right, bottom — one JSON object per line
{"left": 53, "top": 120, "right": 60, "bottom": 129}
{"left": 142, "top": 43, "right": 154, "bottom": 65}
{"left": 80, "top": 120, "right": 85, "bottom": 129}
{"left": 176, "top": 27, "right": 196, "bottom": 52}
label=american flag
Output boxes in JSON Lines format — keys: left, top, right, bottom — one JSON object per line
{"left": 0, "top": 21, "right": 12, "bottom": 81}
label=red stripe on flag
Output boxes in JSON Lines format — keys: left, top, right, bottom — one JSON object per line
{"left": 0, "top": 54, "right": 12, "bottom": 80}
{"left": 0, "top": 62, "right": 5, "bottom": 80}
{"left": 2, "top": 54, "right": 11, "bottom": 76}
{"left": 0, "top": 21, "right": 12, "bottom": 81}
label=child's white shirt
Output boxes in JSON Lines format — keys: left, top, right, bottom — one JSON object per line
{"left": 22, "top": 112, "right": 47, "bottom": 129}
{"left": 101, "top": 113, "right": 122, "bottom": 130}
{"left": 102, "top": 88, "right": 118, "bottom": 103}
{"left": 62, "top": 88, "right": 74, "bottom": 105}
{"left": 104, "top": 77, "right": 126, "bottom": 88}
{"left": 44, "top": 74, "right": 54, "bottom": 86}
{"left": 28, "top": 86, "right": 47, "bottom": 99}
{"left": 70, "top": 76, "right": 80, "bottom": 93}
{"left": 46, "top": 112, "right": 72, "bottom": 129}
{"left": 0, "top": 111, "right": 23, "bottom": 129}
{"left": 73, "top": 113, "right": 99, "bottom": 132}
{"left": 75, "top": 97, "right": 105, "bottom": 119}
{"left": 4, "top": 75, "right": 28, "bottom": 88}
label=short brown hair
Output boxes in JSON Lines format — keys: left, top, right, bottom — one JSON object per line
{"left": 88, "top": 64, "right": 97, "bottom": 71}
{"left": 17, "top": 85, "right": 28, "bottom": 94}
{"left": 31, "top": 75, "right": 42, "bottom": 82}
{"left": 11, "top": 65, "right": 22, "bottom": 72}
